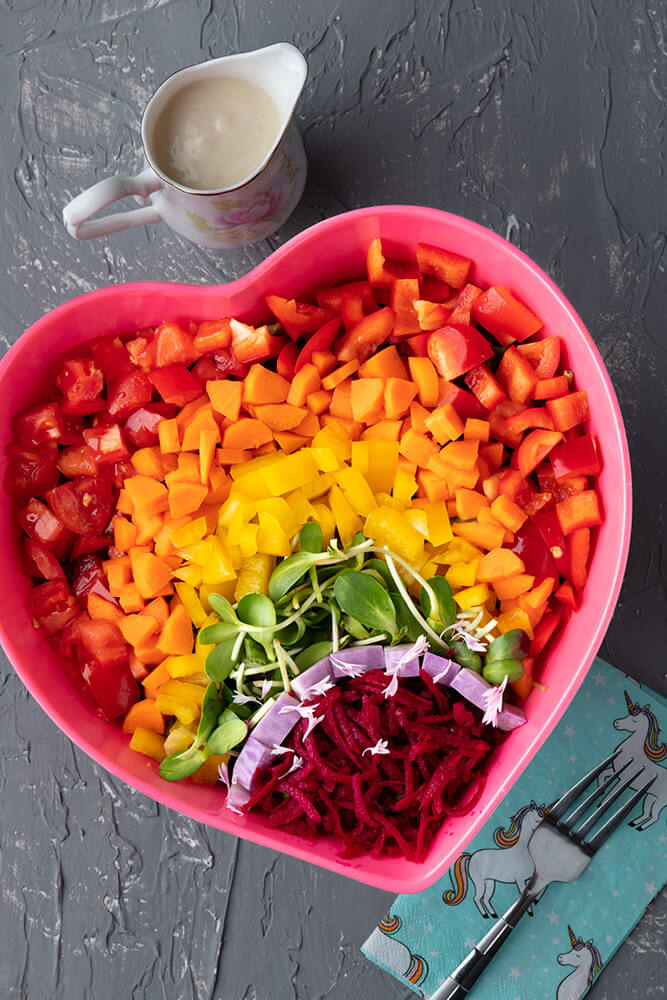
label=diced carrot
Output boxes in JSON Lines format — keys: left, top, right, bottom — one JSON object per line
{"left": 440, "top": 438, "right": 479, "bottom": 470}
{"left": 359, "top": 345, "right": 408, "bottom": 380}
{"left": 407, "top": 356, "right": 439, "bottom": 407}
{"left": 385, "top": 378, "right": 418, "bottom": 419}
{"left": 286, "top": 363, "right": 320, "bottom": 406}
{"left": 490, "top": 493, "right": 528, "bottom": 532}
{"left": 122, "top": 699, "right": 165, "bottom": 736}
{"left": 350, "top": 378, "right": 385, "bottom": 422}
{"left": 131, "top": 446, "right": 166, "bottom": 480}
{"left": 143, "top": 596, "right": 170, "bottom": 628}
{"left": 310, "top": 350, "right": 337, "bottom": 377}
{"left": 321, "top": 359, "right": 360, "bottom": 391}
{"left": 157, "top": 604, "right": 194, "bottom": 656}
{"left": 168, "top": 481, "right": 208, "bottom": 519}
{"left": 416, "top": 468, "right": 449, "bottom": 502}
{"left": 132, "top": 553, "right": 173, "bottom": 600}
{"left": 463, "top": 418, "right": 490, "bottom": 442}
{"left": 206, "top": 379, "right": 243, "bottom": 421}
{"left": 104, "top": 555, "right": 132, "bottom": 595}
{"left": 273, "top": 431, "right": 310, "bottom": 454}
{"left": 128, "top": 651, "right": 149, "bottom": 683}
{"left": 476, "top": 548, "right": 525, "bottom": 583}
{"left": 117, "top": 488, "right": 134, "bottom": 515}
{"left": 222, "top": 418, "right": 273, "bottom": 450}
{"left": 399, "top": 428, "right": 439, "bottom": 468}
{"left": 158, "top": 419, "right": 180, "bottom": 454}
{"left": 118, "top": 582, "right": 146, "bottom": 614}
{"left": 118, "top": 613, "right": 159, "bottom": 647}
{"left": 306, "top": 389, "right": 332, "bottom": 415}
{"left": 292, "top": 411, "right": 320, "bottom": 438}
{"left": 409, "top": 400, "right": 431, "bottom": 434}
{"left": 361, "top": 420, "right": 402, "bottom": 441}
{"left": 479, "top": 441, "right": 504, "bottom": 470}
{"left": 497, "top": 607, "right": 534, "bottom": 640}
{"left": 252, "top": 404, "right": 307, "bottom": 431}
{"left": 174, "top": 396, "right": 208, "bottom": 430}
{"left": 141, "top": 661, "right": 171, "bottom": 693}
{"left": 181, "top": 408, "right": 218, "bottom": 451}
{"left": 217, "top": 448, "right": 250, "bottom": 466}
{"left": 428, "top": 454, "right": 479, "bottom": 491}
{"left": 329, "top": 381, "right": 354, "bottom": 419}
{"left": 454, "top": 488, "right": 489, "bottom": 520}
{"left": 113, "top": 517, "right": 137, "bottom": 553}
{"left": 243, "top": 364, "right": 289, "bottom": 404}
{"left": 493, "top": 573, "right": 536, "bottom": 600}
{"left": 426, "top": 404, "right": 465, "bottom": 443}
{"left": 87, "top": 592, "right": 123, "bottom": 622}
{"left": 451, "top": 521, "right": 506, "bottom": 550}
{"left": 477, "top": 506, "right": 514, "bottom": 544}
{"left": 320, "top": 414, "right": 363, "bottom": 439}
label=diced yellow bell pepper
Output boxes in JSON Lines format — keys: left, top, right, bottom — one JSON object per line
{"left": 403, "top": 507, "right": 428, "bottom": 538}
{"left": 227, "top": 544, "right": 244, "bottom": 570}
{"left": 254, "top": 497, "right": 299, "bottom": 536}
{"left": 392, "top": 467, "right": 418, "bottom": 508}
{"left": 199, "top": 580, "right": 236, "bottom": 609}
{"left": 228, "top": 451, "right": 281, "bottom": 480}
{"left": 453, "top": 583, "right": 491, "bottom": 610}
{"left": 337, "top": 466, "right": 377, "bottom": 517}
{"left": 129, "top": 726, "right": 166, "bottom": 761}
{"left": 439, "top": 538, "right": 484, "bottom": 564}
{"left": 226, "top": 502, "right": 252, "bottom": 545}
{"left": 497, "top": 607, "right": 534, "bottom": 639}
{"left": 163, "top": 725, "right": 195, "bottom": 756}
{"left": 300, "top": 471, "right": 337, "bottom": 500}
{"left": 374, "top": 492, "right": 404, "bottom": 511}
{"left": 256, "top": 511, "right": 291, "bottom": 557}
{"left": 191, "top": 754, "right": 229, "bottom": 785}
{"left": 173, "top": 581, "right": 207, "bottom": 627}
{"left": 261, "top": 451, "right": 319, "bottom": 495}
{"left": 350, "top": 440, "right": 370, "bottom": 477}
{"left": 329, "top": 484, "right": 362, "bottom": 545}
{"left": 231, "top": 469, "right": 271, "bottom": 500}
{"left": 234, "top": 553, "right": 276, "bottom": 601}
{"left": 172, "top": 563, "right": 203, "bottom": 588}
{"left": 364, "top": 506, "right": 424, "bottom": 564}
{"left": 312, "top": 426, "right": 351, "bottom": 462}
{"left": 311, "top": 446, "right": 340, "bottom": 472}
{"left": 311, "top": 503, "right": 336, "bottom": 543}
{"left": 170, "top": 516, "right": 207, "bottom": 548}
{"left": 238, "top": 522, "right": 259, "bottom": 558}
{"left": 164, "top": 653, "right": 203, "bottom": 678}
{"left": 419, "top": 558, "right": 439, "bottom": 581}
{"left": 445, "top": 561, "right": 479, "bottom": 589}
{"left": 155, "top": 695, "right": 199, "bottom": 725}
{"left": 218, "top": 493, "right": 249, "bottom": 528}
{"left": 284, "top": 489, "right": 316, "bottom": 527}
{"left": 366, "top": 440, "right": 399, "bottom": 494}
{"left": 158, "top": 678, "right": 206, "bottom": 705}
{"left": 201, "top": 537, "right": 236, "bottom": 585}
{"left": 424, "top": 501, "right": 454, "bottom": 546}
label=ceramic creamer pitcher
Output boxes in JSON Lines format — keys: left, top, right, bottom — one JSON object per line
{"left": 63, "top": 43, "right": 308, "bottom": 249}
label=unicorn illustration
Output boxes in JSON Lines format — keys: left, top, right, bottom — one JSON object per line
{"left": 597, "top": 691, "right": 667, "bottom": 830}
{"left": 443, "top": 801, "right": 547, "bottom": 918}
{"left": 556, "top": 925, "right": 602, "bottom": 1000}
{"left": 364, "top": 912, "right": 429, "bottom": 991}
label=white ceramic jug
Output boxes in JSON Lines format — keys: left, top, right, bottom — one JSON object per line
{"left": 63, "top": 43, "right": 308, "bottom": 249}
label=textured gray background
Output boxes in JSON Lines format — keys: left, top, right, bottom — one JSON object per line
{"left": 0, "top": 1, "right": 666, "bottom": 997}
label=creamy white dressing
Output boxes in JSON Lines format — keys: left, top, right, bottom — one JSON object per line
{"left": 152, "top": 76, "right": 282, "bottom": 190}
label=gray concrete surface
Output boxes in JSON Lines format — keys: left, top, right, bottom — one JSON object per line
{"left": 0, "top": 1, "right": 665, "bottom": 997}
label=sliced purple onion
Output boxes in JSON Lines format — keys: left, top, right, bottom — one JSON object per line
{"left": 422, "top": 651, "right": 460, "bottom": 686}
{"left": 383, "top": 642, "right": 424, "bottom": 678}
{"left": 251, "top": 692, "right": 299, "bottom": 748}
{"left": 330, "top": 645, "right": 385, "bottom": 678}
{"left": 233, "top": 736, "right": 275, "bottom": 790}
{"left": 290, "top": 657, "right": 333, "bottom": 700}
{"left": 450, "top": 667, "right": 493, "bottom": 710}
{"left": 497, "top": 704, "right": 527, "bottom": 732}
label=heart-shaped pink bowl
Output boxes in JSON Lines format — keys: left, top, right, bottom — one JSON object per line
{"left": 0, "top": 206, "right": 631, "bottom": 892}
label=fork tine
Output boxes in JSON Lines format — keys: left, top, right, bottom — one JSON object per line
{"left": 573, "top": 767, "right": 645, "bottom": 841}
{"left": 559, "top": 759, "right": 633, "bottom": 832}
{"left": 547, "top": 750, "right": 621, "bottom": 821}
{"left": 585, "top": 777, "right": 657, "bottom": 853}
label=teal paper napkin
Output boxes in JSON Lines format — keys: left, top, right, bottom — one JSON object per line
{"left": 361, "top": 657, "right": 667, "bottom": 999}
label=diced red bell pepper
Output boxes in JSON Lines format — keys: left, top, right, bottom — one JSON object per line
{"left": 554, "top": 580, "right": 579, "bottom": 614}
{"left": 414, "top": 300, "right": 451, "bottom": 331}
{"left": 107, "top": 370, "right": 153, "bottom": 420}
{"left": 517, "top": 336, "right": 561, "bottom": 378}
{"left": 532, "top": 510, "right": 570, "bottom": 577}
{"left": 230, "top": 320, "right": 282, "bottom": 362}
{"left": 19, "top": 498, "right": 73, "bottom": 559}
{"left": 193, "top": 318, "right": 232, "bottom": 354}
{"left": 70, "top": 534, "right": 111, "bottom": 558}
{"left": 496, "top": 346, "right": 539, "bottom": 404}
{"left": 427, "top": 324, "right": 493, "bottom": 380}
{"left": 390, "top": 278, "right": 421, "bottom": 337}
{"left": 417, "top": 242, "right": 472, "bottom": 289}
{"left": 403, "top": 332, "right": 431, "bottom": 357}
{"left": 487, "top": 401, "right": 524, "bottom": 449}
{"left": 464, "top": 364, "right": 507, "bottom": 411}
{"left": 82, "top": 424, "right": 130, "bottom": 466}
{"left": 536, "top": 462, "right": 588, "bottom": 500}
{"left": 148, "top": 365, "right": 201, "bottom": 407}
{"left": 366, "top": 238, "right": 416, "bottom": 286}
{"left": 70, "top": 554, "right": 106, "bottom": 600}
{"left": 23, "top": 538, "right": 66, "bottom": 582}
{"left": 419, "top": 275, "right": 451, "bottom": 302}
{"left": 123, "top": 403, "right": 176, "bottom": 448}
{"left": 154, "top": 322, "right": 199, "bottom": 367}
{"left": 81, "top": 658, "right": 139, "bottom": 720}
{"left": 546, "top": 390, "right": 590, "bottom": 432}
{"left": 46, "top": 475, "right": 113, "bottom": 538}
{"left": 511, "top": 519, "right": 559, "bottom": 584}
{"left": 5, "top": 442, "right": 60, "bottom": 498}
{"left": 533, "top": 376, "right": 570, "bottom": 400}
{"left": 340, "top": 292, "right": 366, "bottom": 331}
{"left": 449, "top": 283, "right": 483, "bottom": 324}
{"left": 550, "top": 435, "right": 600, "bottom": 480}
{"left": 90, "top": 335, "right": 133, "bottom": 380}
{"left": 505, "top": 407, "right": 554, "bottom": 434}
{"left": 212, "top": 350, "right": 250, "bottom": 378}
{"left": 568, "top": 527, "right": 590, "bottom": 589}
{"left": 556, "top": 490, "right": 602, "bottom": 535}
{"left": 57, "top": 358, "right": 106, "bottom": 415}
{"left": 316, "top": 280, "right": 376, "bottom": 312}
{"left": 436, "top": 379, "right": 487, "bottom": 420}
{"left": 191, "top": 357, "right": 220, "bottom": 386}
{"left": 517, "top": 429, "right": 563, "bottom": 478}
{"left": 28, "top": 579, "right": 79, "bottom": 635}
{"left": 294, "top": 318, "right": 341, "bottom": 373}
{"left": 265, "top": 295, "right": 335, "bottom": 334}
{"left": 57, "top": 444, "right": 98, "bottom": 477}
{"left": 529, "top": 609, "right": 562, "bottom": 658}
{"left": 336, "top": 307, "right": 395, "bottom": 363}
{"left": 13, "top": 402, "right": 63, "bottom": 448}
{"left": 276, "top": 341, "right": 299, "bottom": 380}
{"left": 473, "top": 286, "right": 543, "bottom": 346}
{"left": 500, "top": 468, "right": 551, "bottom": 516}
{"left": 126, "top": 335, "right": 158, "bottom": 371}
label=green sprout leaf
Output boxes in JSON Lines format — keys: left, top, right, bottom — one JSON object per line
{"left": 451, "top": 640, "right": 483, "bottom": 674}
{"left": 207, "top": 710, "right": 247, "bottom": 755}
{"left": 237, "top": 593, "right": 277, "bottom": 628}
{"left": 333, "top": 570, "right": 399, "bottom": 640}
{"left": 485, "top": 629, "right": 530, "bottom": 664}
{"left": 159, "top": 746, "right": 207, "bottom": 782}
{"left": 483, "top": 658, "right": 525, "bottom": 685}
{"left": 299, "top": 521, "right": 323, "bottom": 553}
{"left": 268, "top": 551, "right": 320, "bottom": 602}
{"left": 293, "top": 640, "right": 334, "bottom": 670}
{"left": 207, "top": 593, "right": 239, "bottom": 624}
{"left": 198, "top": 621, "right": 239, "bottom": 645}
{"left": 420, "top": 577, "right": 456, "bottom": 628}
{"left": 205, "top": 638, "right": 238, "bottom": 682}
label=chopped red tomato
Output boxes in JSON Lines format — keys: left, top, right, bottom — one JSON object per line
{"left": 13, "top": 402, "right": 63, "bottom": 448}
{"left": 123, "top": 403, "right": 176, "bottom": 448}
{"left": 23, "top": 538, "right": 66, "bottom": 582}
{"left": 70, "top": 554, "right": 106, "bottom": 600}
{"left": 46, "top": 475, "right": 112, "bottom": 537}
{"left": 57, "top": 358, "right": 106, "bottom": 415}
{"left": 5, "top": 442, "right": 59, "bottom": 498}
{"left": 28, "top": 579, "right": 79, "bottom": 635}
{"left": 107, "top": 370, "right": 153, "bottom": 419}
{"left": 90, "top": 335, "right": 133, "bottom": 380}
{"left": 81, "top": 658, "right": 139, "bottom": 720}
{"left": 154, "top": 322, "right": 199, "bottom": 367}
{"left": 82, "top": 424, "right": 130, "bottom": 465}
{"left": 19, "top": 498, "right": 73, "bottom": 559}
{"left": 148, "top": 365, "right": 201, "bottom": 407}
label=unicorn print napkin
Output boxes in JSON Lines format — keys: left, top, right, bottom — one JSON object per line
{"left": 362, "top": 657, "right": 667, "bottom": 1000}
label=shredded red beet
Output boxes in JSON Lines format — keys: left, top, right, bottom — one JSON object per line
{"left": 243, "top": 669, "right": 504, "bottom": 862}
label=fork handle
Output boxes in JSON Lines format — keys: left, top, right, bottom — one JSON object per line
{"left": 430, "top": 888, "right": 537, "bottom": 999}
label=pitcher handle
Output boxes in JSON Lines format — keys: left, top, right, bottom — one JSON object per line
{"left": 63, "top": 167, "right": 163, "bottom": 240}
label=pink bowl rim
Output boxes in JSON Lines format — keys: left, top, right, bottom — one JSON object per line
{"left": 0, "top": 205, "right": 632, "bottom": 892}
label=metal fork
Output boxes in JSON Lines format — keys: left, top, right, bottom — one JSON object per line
{"left": 430, "top": 751, "right": 656, "bottom": 1000}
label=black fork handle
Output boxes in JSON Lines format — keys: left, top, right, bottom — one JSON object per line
{"left": 430, "top": 887, "right": 538, "bottom": 999}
